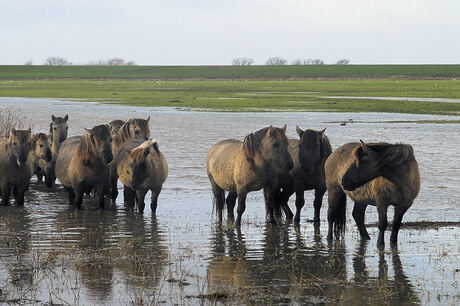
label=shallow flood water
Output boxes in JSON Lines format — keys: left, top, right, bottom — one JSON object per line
{"left": 0, "top": 97, "right": 459, "bottom": 305}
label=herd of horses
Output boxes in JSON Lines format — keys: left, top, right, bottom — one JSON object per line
{"left": 0, "top": 115, "right": 420, "bottom": 247}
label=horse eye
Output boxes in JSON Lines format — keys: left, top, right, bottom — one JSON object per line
{"left": 13, "top": 142, "right": 17, "bottom": 146}
{"left": 135, "top": 131, "right": 140, "bottom": 134}
{"left": 40, "top": 144, "right": 43, "bottom": 148}
{"left": 53, "top": 127, "right": 57, "bottom": 130}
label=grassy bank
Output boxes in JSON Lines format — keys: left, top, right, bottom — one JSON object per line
{"left": 1, "top": 79, "right": 460, "bottom": 116}
{"left": 0, "top": 65, "right": 460, "bottom": 80}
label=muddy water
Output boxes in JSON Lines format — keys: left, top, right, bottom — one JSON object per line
{"left": 0, "top": 97, "right": 459, "bottom": 305}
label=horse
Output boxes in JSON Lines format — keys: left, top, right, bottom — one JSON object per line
{"left": 116, "top": 139, "right": 168, "bottom": 214}
{"left": 206, "top": 125, "right": 294, "bottom": 226}
{"left": 55, "top": 125, "right": 113, "bottom": 209}
{"left": 28, "top": 133, "right": 53, "bottom": 183}
{"left": 46, "top": 114, "right": 69, "bottom": 187}
{"left": 109, "top": 117, "right": 151, "bottom": 202}
{"left": 0, "top": 128, "right": 32, "bottom": 206}
{"left": 277, "top": 127, "right": 332, "bottom": 223}
{"left": 107, "top": 119, "right": 125, "bottom": 138}
{"left": 325, "top": 140, "right": 420, "bottom": 247}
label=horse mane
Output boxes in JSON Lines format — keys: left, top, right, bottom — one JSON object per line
{"left": 354, "top": 142, "right": 415, "bottom": 167}
{"left": 49, "top": 122, "right": 53, "bottom": 138}
{"left": 113, "top": 118, "right": 149, "bottom": 149}
{"left": 9, "top": 129, "right": 31, "bottom": 144}
{"left": 243, "top": 126, "right": 287, "bottom": 159}
{"left": 78, "top": 125, "right": 110, "bottom": 164}
{"left": 129, "top": 139, "right": 159, "bottom": 164}
{"left": 320, "top": 134, "right": 332, "bottom": 162}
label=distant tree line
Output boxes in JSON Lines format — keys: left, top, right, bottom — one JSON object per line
{"left": 23, "top": 57, "right": 137, "bottom": 66}
{"left": 231, "top": 57, "right": 350, "bottom": 66}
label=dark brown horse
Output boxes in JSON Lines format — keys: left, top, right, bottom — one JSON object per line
{"left": 206, "top": 126, "right": 294, "bottom": 225}
{"left": 46, "top": 114, "right": 69, "bottom": 187}
{"left": 0, "top": 128, "right": 32, "bottom": 206}
{"left": 277, "top": 127, "right": 332, "bottom": 223}
{"left": 55, "top": 125, "right": 113, "bottom": 209}
{"left": 325, "top": 141, "right": 420, "bottom": 247}
{"left": 28, "top": 133, "right": 53, "bottom": 183}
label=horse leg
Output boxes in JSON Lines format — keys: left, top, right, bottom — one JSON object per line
{"left": 327, "top": 186, "right": 347, "bottom": 241}
{"left": 110, "top": 173, "right": 118, "bottom": 203}
{"left": 123, "top": 185, "right": 136, "bottom": 206}
{"left": 73, "top": 186, "right": 84, "bottom": 210}
{"left": 279, "top": 185, "right": 294, "bottom": 221}
{"left": 313, "top": 188, "right": 326, "bottom": 223}
{"left": 65, "top": 187, "right": 75, "bottom": 205}
{"left": 352, "top": 202, "right": 370, "bottom": 240}
{"left": 136, "top": 188, "right": 148, "bottom": 213}
{"left": 377, "top": 204, "right": 389, "bottom": 248}
{"left": 36, "top": 172, "right": 43, "bottom": 183}
{"left": 226, "top": 192, "right": 237, "bottom": 220}
{"left": 1, "top": 183, "right": 11, "bottom": 206}
{"left": 150, "top": 186, "right": 162, "bottom": 215}
{"left": 294, "top": 189, "right": 305, "bottom": 223}
{"left": 264, "top": 187, "right": 278, "bottom": 223}
{"left": 235, "top": 192, "right": 247, "bottom": 226}
{"left": 97, "top": 185, "right": 105, "bottom": 209}
{"left": 211, "top": 180, "right": 225, "bottom": 221}
{"left": 14, "top": 185, "right": 26, "bottom": 206}
{"left": 390, "top": 205, "right": 409, "bottom": 244}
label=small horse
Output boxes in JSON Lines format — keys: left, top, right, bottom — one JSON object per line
{"left": 277, "top": 127, "right": 332, "bottom": 223}
{"left": 110, "top": 117, "right": 151, "bottom": 202}
{"left": 206, "top": 126, "right": 294, "bottom": 225}
{"left": 55, "top": 125, "right": 113, "bottom": 209}
{"left": 108, "top": 119, "right": 125, "bottom": 138}
{"left": 0, "top": 128, "right": 32, "bottom": 206}
{"left": 28, "top": 133, "right": 53, "bottom": 183}
{"left": 116, "top": 139, "right": 168, "bottom": 214}
{"left": 325, "top": 141, "right": 420, "bottom": 247}
{"left": 46, "top": 114, "right": 69, "bottom": 187}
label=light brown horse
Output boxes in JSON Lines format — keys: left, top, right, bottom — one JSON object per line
{"left": 56, "top": 125, "right": 113, "bottom": 209}
{"left": 206, "top": 126, "right": 294, "bottom": 225}
{"left": 325, "top": 141, "right": 420, "bottom": 247}
{"left": 110, "top": 117, "right": 151, "bottom": 202}
{"left": 116, "top": 139, "right": 168, "bottom": 214}
{"left": 46, "top": 114, "right": 69, "bottom": 187}
{"left": 28, "top": 133, "right": 53, "bottom": 183}
{"left": 277, "top": 127, "right": 332, "bottom": 223}
{"left": 0, "top": 128, "right": 32, "bottom": 206}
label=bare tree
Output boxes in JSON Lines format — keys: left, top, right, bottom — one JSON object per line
{"left": 0, "top": 108, "right": 32, "bottom": 138}
{"left": 106, "top": 58, "right": 126, "bottom": 66}
{"left": 335, "top": 59, "right": 350, "bottom": 65}
{"left": 231, "top": 57, "right": 254, "bottom": 66}
{"left": 24, "top": 59, "right": 33, "bottom": 65}
{"left": 44, "top": 57, "right": 72, "bottom": 66}
{"left": 291, "top": 58, "right": 316, "bottom": 65}
{"left": 265, "top": 57, "right": 288, "bottom": 65}
{"left": 311, "top": 59, "right": 325, "bottom": 65}
{"left": 291, "top": 59, "right": 303, "bottom": 65}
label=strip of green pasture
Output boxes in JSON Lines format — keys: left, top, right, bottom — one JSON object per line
{"left": 1, "top": 79, "right": 460, "bottom": 116}
{"left": 1, "top": 65, "right": 460, "bottom": 79}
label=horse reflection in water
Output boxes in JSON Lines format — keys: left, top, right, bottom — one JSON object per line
{"left": 206, "top": 222, "right": 418, "bottom": 304}
{"left": 52, "top": 207, "right": 167, "bottom": 304}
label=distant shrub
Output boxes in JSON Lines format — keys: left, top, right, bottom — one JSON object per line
{"left": 0, "top": 107, "right": 32, "bottom": 137}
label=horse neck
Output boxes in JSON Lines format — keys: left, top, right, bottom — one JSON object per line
{"left": 51, "top": 135, "right": 61, "bottom": 153}
{"left": 381, "top": 161, "right": 417, "bottom": 193}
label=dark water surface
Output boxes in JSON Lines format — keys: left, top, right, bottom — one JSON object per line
{"left": 0, "top": 97, "right": 459, "bottom": 305}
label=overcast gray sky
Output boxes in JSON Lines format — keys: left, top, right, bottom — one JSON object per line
{"left": 1, "top": 0, "right": 459, "bottom": 65}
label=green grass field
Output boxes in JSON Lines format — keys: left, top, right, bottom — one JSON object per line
{"left": 1, "top": 65, "right": 460, "bottom": 117}
{"left": 1, "top": 65, "right": 460, "bottom": 79}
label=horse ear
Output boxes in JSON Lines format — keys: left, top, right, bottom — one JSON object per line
{"left": 243, "top": 133, "right": 257, "bottom": 159}
{"left": 51, "top": 115, "right": 56, "bottom": 122}
{"left": 152, "top": 142, "right": 160, "bottom": 154}
{"left": 319, "top": 128, "right": 326, "bottom": 138}
{"left": 296, "top": 126, "right": 303, "bottom": 137}
{"left": 10, "top": 128, "right": 16, "bottom": 137}
{"left": 64, "top": 114, "right": 69, "bottom": 121}
{"left": 27, "top": 127, "right": 31, "bottom": 134}
{"left": 281, "top": 124, "right": 287, "bottom": 133}
{"left": 143, "top": 147, "right": 150, "bottom": 157}
{"left": 360, "top": 139, "right": 368, "bottom": 153}
{"left": 146, "top": 116, "right": 150, "bottom": 122}
{"left": 84, "top": 128, "right": 92, "bottom": 135}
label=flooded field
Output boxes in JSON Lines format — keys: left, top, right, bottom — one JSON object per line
{"left": 0, "top": 97, "right": 459, "bottom": 305}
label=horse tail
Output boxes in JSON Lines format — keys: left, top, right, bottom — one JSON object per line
{"left": 333, "top": 192, "right": 347, "bottom": 239}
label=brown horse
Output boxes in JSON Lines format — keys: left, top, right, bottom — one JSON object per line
{"left": 28, "top": 133, "right": 53, "bottom": 183}
{"left": 107, "top": 119, "right": 125, "bottom": 138}
{"left": 277, "top": 127, "right": 332, "bottom": 223}
{"left": 46, "top": 114, "right": 69, "bottom": 187}
{"left": 55, "top": 125, "right": 113, "bottom": 209}
{"left": 110, "top": 117, "right": 151, "bottom": 202}
{"left": 116, "top": 139, "right": 168, "bottom": 213}
{"left": 0, "top": 128, "right": 32, "bottom": 206}
{"left": 206, "top": 126, "right": 294, "bottom": 225}
{"left": 325, "top": 141, "right": 420, "bottom": 247}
